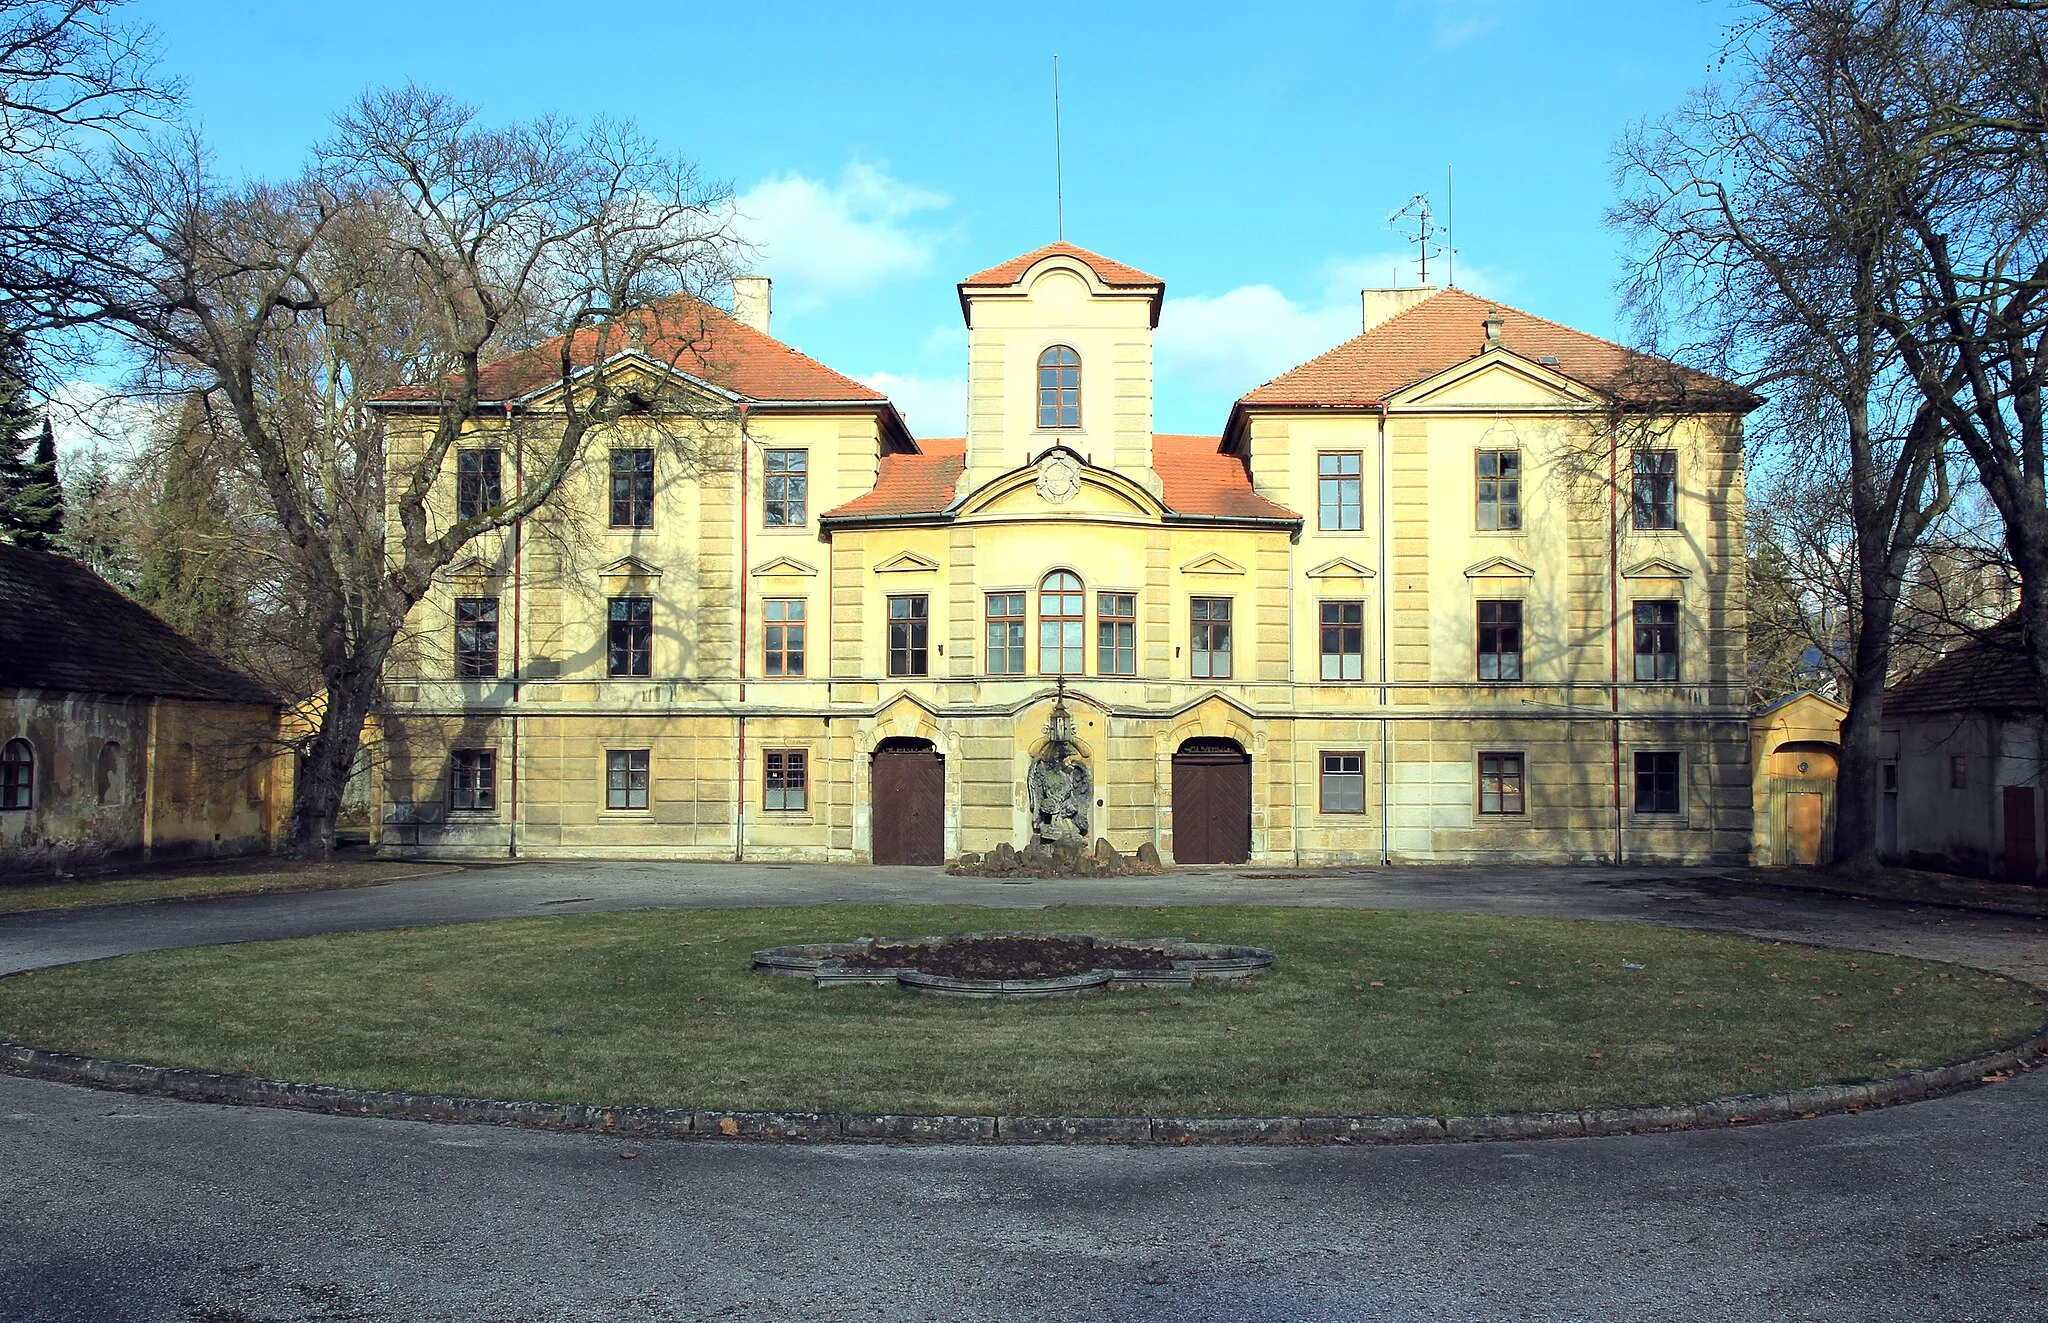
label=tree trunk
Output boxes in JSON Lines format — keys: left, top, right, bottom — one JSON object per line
{"left": 1832, "top": 587, "right": 1899, "bottom": 878}
{"left": 287, "top": 665, "right": 379, "bottom": 858}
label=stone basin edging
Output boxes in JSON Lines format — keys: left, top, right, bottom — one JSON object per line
{"left": 751, "top": 932, "right": 1277, "bottom": 996}
{"left": 4, "top": 1026, "right": 2042, "bottom": 1145}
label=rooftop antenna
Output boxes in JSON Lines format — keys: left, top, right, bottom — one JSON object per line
{"left": 1446, "top": 164, "right": 1456, "bottom": 288}
{"left": 1386, "top": 192, "right": 1444, "bottom": 287}
{"left": 1053, "top": 54, "right": 1065, "bottom": 241}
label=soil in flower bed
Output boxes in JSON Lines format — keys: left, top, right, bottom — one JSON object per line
{"left": 841, "top": 934, "right": 1174, "bottom": 979}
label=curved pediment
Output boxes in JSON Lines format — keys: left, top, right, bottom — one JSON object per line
{"left": 1306, "top": 556, "right": 1375, "bottom": 579}
{"left": 1463, "top": 555, "right": 1535, "bottom": 579}
{"left": 955, "top": 454, "right": 1165, "bottom": 521}
{"left": 1622, "top": 556, "right": 1692, "bottom": 580}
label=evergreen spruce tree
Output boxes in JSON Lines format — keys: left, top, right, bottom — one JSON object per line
{"left": 0, "top": 332, "right": 62, "bottom": 549}
{"left": 134, "top": 396, "right": 243, "bottom": 656}
{"left": 58, "top": 445, "right": 137, "bottom": 589}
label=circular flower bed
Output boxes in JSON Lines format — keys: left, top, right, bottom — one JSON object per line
{"left": 751, "top": 932, "right": 1276, "bottom": 997}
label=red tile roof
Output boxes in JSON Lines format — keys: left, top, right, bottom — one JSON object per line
{"left": 370, "top": 294, "right": 890, "bottom": 409}
{"left": 819, "top": 436, "right": 1301, "bottom": 526}
{"left": 1237, "top": 288, "right": 1755, "bottom": 412}
{"left": 958, "top": 243, "right": 1165, "bottom": 326}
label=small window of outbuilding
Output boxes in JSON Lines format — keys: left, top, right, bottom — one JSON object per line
{"left": 95, "top": 741, "right": 121, "bottom": 806}
{"left": 1, "top": 739, "right": 32, "bottom": 810}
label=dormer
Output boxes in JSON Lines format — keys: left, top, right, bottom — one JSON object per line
{"left": 954, "top": 242, "right": 1164, "bottom": 499}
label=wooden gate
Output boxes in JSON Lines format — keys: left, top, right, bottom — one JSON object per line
{"left": 2002, "top": 785, "right": 2037, "bottom": 885}
{"left": 1172, "top": 739, "right": 1252, "bottom": 865}
{"left": 871, "top": 742, "right": 944, "bottom": 865}
{"left": 1785, "top": 792, "right": 1824, "bottom": 866}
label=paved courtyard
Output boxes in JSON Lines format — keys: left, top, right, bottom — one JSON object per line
{"left": 3, "top": 862, "right": 2045, "bottom": 1320}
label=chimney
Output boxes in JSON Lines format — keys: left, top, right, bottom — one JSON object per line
{"left": 1483, "top": 309, "right": 1504, "bottom": 345}
{"left": 732, "top": 275, "right": 772, "bottom": 334}
{"left": 1361, "top": 286, "right": 1436, "bottom": 333}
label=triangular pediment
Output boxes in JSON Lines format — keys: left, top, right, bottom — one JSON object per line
{"left": 439, "top": 554, "right": 501, "bottom": 581}
{"left": 1396, "top": 349, "right": 1601, "bottom": 410}
{"left": 513, "top": 351, "right": 743, "bottom": 411}
{"left": 1306, "top": 556, "right": 1375, "bottom": 579}
{"left": 751, "top": 556, "right": 817, "bottom": 578}
{"left": 1180, "top": 553, "right": 1246, "bottom": 576}
{"left": 1622, "top": 556, "right": 1692, "bottom": 580}
{"left": 1463, "top": 555, "right": 1535, "bottom": 579}
{"left": 598, "top": 555, "right": 663, "bottom": 579}
{"left": 874, "top": 550, "right": 940, "bottom": 573}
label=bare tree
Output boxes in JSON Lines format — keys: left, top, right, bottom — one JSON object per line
{"left": 26, "top": 86, "right": 741, "bottom": 852}
{"left": 1612, "top": 0, "right": 1963, "bottom": 873}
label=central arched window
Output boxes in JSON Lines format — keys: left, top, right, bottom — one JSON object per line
{"left": 1, "top": 739, "right": 32, "bottom": 811}
{"left": 1037, "top": 346, "right": 1081, "bottom": 429}
{"left": 1039, "top": 571, "right": 1085, "bottom": 674}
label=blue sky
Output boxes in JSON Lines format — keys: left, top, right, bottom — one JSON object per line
{"left": 133, "top": 0, "right": 1742, "bottom": 439}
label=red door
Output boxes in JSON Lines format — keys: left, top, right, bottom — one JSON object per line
{"left": 1172, "top": 740, "right": 1252, "bottom": 865}
{"left": 871, "top": 744, "right": 944, "bottom": 865}
{"left": 2002, "top": 786, "right": 2037, "bottom": 884}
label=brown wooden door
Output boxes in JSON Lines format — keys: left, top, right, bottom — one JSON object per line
{"left": 1785, "top": 792, "right": 1824, "bottom": 866}
{"left": 2002, "top": 785, "right": 2037, "bottom": 884}
{"left": 871, "top": 746, "right": 944, "bottom": 865}
{"left": 1172, "top": 741, "right": 1252, "bottom": 864}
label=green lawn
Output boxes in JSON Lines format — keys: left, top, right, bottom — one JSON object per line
{"left": 0, "top": 905, "right": 2035, "bottom": 1117}
{"left": 0, "top": 859, "right": 453, "bottom": 914}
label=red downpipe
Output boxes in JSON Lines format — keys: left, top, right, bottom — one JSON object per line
{"left": 735, "top": 403, "right": 750, "bottom": 862}
{"left": 509, "top": 402, "right": 523, "bottom": 858}
{"left": 1610, "top": 435, "right": 1622, "bottom": 866}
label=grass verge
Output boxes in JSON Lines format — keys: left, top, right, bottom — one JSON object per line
{"left": 0, "top": 904, "right": 2035, "bottom": 1117}
{"left": 0, "top": 859, "right": 454, "bottom": 915}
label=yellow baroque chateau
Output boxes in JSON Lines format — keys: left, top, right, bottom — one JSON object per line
{"left": 370, "top": 243, "right": 1756, "bottom": 866}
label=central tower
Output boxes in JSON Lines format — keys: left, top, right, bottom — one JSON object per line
{"left": 953, "top": 242, "right": 1165, "bottom": 498}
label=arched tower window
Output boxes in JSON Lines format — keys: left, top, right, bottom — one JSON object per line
{"left": 1040, "top": 571, "right": 1085, "bottom": 674}
{"left": 1, "top": 739, "right": 32, "bottom": 811}
{"left": 1037, "top": 346, "right": 1081, "bottom": 429}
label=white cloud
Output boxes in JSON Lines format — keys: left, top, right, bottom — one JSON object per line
{"left": 1155, "top": 285, "right": 1361, "bottom": 400}
{"left": 734, "top": 163, "right": 950, "bottom": 311}
{"left": 43, "top": 380, "right": 162, "bottom": 464}
{"left": 861, "top": 371, "right": 967, "bottom": 439}
{"left": 1417, "top": 0, "right": 1513, "bottom": 47}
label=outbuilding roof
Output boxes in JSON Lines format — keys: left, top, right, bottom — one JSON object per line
{"left": 1885, "top": 623, "right": 2039, "bottom": 716}
{"left": 0, "top": 543, "right": 277, "bottom": 706}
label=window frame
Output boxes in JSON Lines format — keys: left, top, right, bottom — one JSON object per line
{"left": 1951, "top": 755, "right": 1969, "bottom": 790}
{"left": 1478, "top": 751, "right": 1526, "bottom": 816}
{"left": 762, "top": 597, "right": 806, "bottom": 678}
{"left": 1318, "top": 600, "right": 1365, "bottom": 681}
{"left": 1633, "top": 750, "right": 1682, "bottom": 815}
{"left": 1632, "top": 599, "right": 1681, "bottom": 682}
{"left": 0, "top": 738, "right": 31, "bottom": 811}
{"left": 985, "top": 592, "right": 1026, "bottom": 676}
{"left": 455, "top": 596, "right": 500, "bottom": 679}
{"left": 763, "top": 748, "right": 809, "bottom": 812}
{"left": 607, "top": 595, "right": 654, "bottom": 678}
{"left": 609, "top": 447, "right": 655, "bottom": 529}
{"left": 605, "top": 748, "right": 651, "bottom": 811}
{"left": 1476, "top": 599, "right": 1523, "bottom": 682}
{"left": 1097, "top": 591, "right": 1137, "bottom": 677}
{"left": 448, "top": 748, "right": 498, "bottom": 813}
{"left": 1319, "top": 750, "right": 1366, "bottom": 815}
{"left": 1190, "top": 597, "right": 1234, "bottom": 680}
{"left": 1631, "top": 450, "right": 1679, "bottom": 531}
{"left": 456, "top": 447, "right": 503, "bottom": 523}
{"left": 1036, "top": 345, "right": 1082, "bottom": 429}
{"left": 1039, "top": 571, "right": 1085, "bottom": 675}
{"left": 1318, "top": 451, "right": 1363, "bottom": 531}
{"left": 1476, "top": 449, "right": 1521, "bottom": 531}
{"left": 887, "top": 594, "right": 930, "bottom": 677}
{"left": 763, "top": 449, "right": 808, "bottom": 528}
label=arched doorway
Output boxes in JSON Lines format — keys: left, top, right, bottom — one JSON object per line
{"left": 1768, "top": 741, "right": 1840, "bottom": 866}
{"left": 1172, "top": 738, "right": 1251, "bottom": 864}
{"left": 871, "top": 737, "right": 944, "bottom": 865}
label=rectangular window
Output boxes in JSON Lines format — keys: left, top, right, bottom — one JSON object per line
{"left": 608, "top": 596, "right": 653, "bottom": 677}
{"left": 448, "top": 749, "right": 496, "bottom": 812}
{"left": 888, "top": 594, "right": 929, "bottom": 677}
{"left": 610, "top": 448, "right": 655, "bottom": 528}
{"left": 1191, "top": 597, "right": 1233, "bottom": 680}
{"left": 1633, "top": 600, "right": 1680, "bottom": 681}
{"left": 763, "top": 598, "right": 805, "bottom": 677}
{"left": 456, "top": 448, "right": 502, "bottom": 522}
{"left": 1098, "top": 592, "right": 1137, "bottom": 676}
{"left": 1632, "top": 451, "right": 1678, "bottom": 530}
{"left": 606, "top": 749, "right": 650, "bottom": 810}
{"left": 1319, "top": 600, "right": 1364, "bottom": 681}
{"left": 455, "top": 597, "right": 499, "bottom": 679}
{"left": 764, "top": 749, "right": 808, "bottom": 812}
{"left": 1634, "top": 751, "right": 1681, "bottom": 814}
{"left": 1320, "top": 752, "right": 1365, "bottom": 814}
{"left": 985, "top": 593, "right": 1026, "bottom": 675}
{"left": 1479, "top": 752, "right": 1525, "bottom": 815}
{"left": 1477, "top": 600, "right": 1522, "bottom": 682}
{"left": 1951, "top": 755, "right": 1968, "bottom": 790}
{"left": 764, "top": 450, "right": 807, "bottom": 527}
{"left": 1476, "top": 450, "right": 1520, "bottom": 531}
{"left": 1318, "top": 452, "right": 1363, "bottom": 531}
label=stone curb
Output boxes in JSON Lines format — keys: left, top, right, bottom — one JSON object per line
{"left": 5, "top": 1026, "right": 2044, "bottom": 1146}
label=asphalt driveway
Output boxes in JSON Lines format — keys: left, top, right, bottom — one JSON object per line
{"left": 2, "top": 861, "right": 2045, "bottom": 1320}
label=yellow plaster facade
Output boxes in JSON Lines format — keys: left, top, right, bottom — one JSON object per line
{"left": 374, "top": 246, "right": 1753, "bottom": 866}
